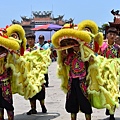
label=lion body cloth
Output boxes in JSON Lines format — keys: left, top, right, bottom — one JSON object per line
{"left": 51, "top": 20, "right": 120, "bottom": 114}
{"left": 0, "top": 24, "right": 51, "bottom": 99}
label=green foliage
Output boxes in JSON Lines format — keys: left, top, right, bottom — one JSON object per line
{"left": 98, "top": 23, "right": 109, "bottom": 33}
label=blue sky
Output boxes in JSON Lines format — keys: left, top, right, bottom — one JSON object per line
{"left": 0, "top": 0, "right": 119, "bottom": 28}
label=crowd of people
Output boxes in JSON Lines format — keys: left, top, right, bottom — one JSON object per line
{"left": 0, "top": 22, "right": 120, "bottom": 120}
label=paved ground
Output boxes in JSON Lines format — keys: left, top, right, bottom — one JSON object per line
{"left": 4, "top": 62, "right": 120, "bottom": 120}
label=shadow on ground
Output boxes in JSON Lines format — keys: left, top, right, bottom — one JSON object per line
{"left": 5, "top": 112, "right": 60, "bottom": 120}
{"left": 98, "top": 117, "right": 120, "bottom": 120}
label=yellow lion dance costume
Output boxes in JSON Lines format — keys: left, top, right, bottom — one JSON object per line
{"left": 0, "top": 24, "right": 51, "bottom": 99}
{"left": 51, "top": 20, "right": 120, "bottom": 114}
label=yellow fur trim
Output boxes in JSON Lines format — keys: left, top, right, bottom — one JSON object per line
{"left": 6, "top": 49, "right": 51, "bottom": 99}
{"left": 0, "top": 36, "right": 20, "bottom": 50}
{"left": 94, "top": 32, "right": 104, "bottom": 46}
{"left": 78, "top": 20, "right": 98, "bottom": 34}
{"left": 87, "top": 55, "right": 120, "bottom": 113}
{"left": 6, "top": 24, "right": 26, "bottom": 51}
{"left": 52, "top": 29, "right": 91, "bottom": 48}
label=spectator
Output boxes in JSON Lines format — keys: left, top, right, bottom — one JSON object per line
{"left": 35, "top": 35, "right": 50, "bottom": 87}
{"left": 115, "top": 35, "right": 120, "bottom": 46}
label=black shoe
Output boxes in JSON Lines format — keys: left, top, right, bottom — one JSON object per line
{"left": 109, "top": 115, "right": 115, "bottom": 120}
{"left": 106, "top": 109, "right": 110, "bottom": 115}
{"left": 45, "top": 84, "right": 49, "bottom": 87}
{"left": 27, "top": 109, "right": 37, "bottom": 115}
{"left": 118, "top": 97, "right": 120, "bottom": 104}
{"left": 42, "top": 106, "right": 47, "bottom": 113}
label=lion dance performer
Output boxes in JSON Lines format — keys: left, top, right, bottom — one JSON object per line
{"left": 99, "top": 27, "right": 120, "bottom": 120}
{"left": 0, "top": 24, "right": 51, "bottom": 120}
{"left": 51, "top": 20, "right": 120, "bottom": 120}
{"left": 25, "top": 33, "right": 48, "bottom": 115}
{"left": 0, "top": 24, "right": 26, "bottom": 120}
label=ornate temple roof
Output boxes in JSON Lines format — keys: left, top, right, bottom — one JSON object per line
{"left": 12, "top": 10, "right": 74, "bottom": 26}
{"left": 109, "top": 9, "right": 120, "bottom": 26}
{"left": 11, "top": 10, "right": 74, "bottom": 34}
{"left": 11, "top": 19, "right": 21, "bottom": 24}
{"left": 21, "top": 16, "right": 32, "bottom": 21}
{"left": 114, "top": 15, "right": 120, "bottom": 24}
{"left": 32, "top": 11, "right": 52, "bottom": 18}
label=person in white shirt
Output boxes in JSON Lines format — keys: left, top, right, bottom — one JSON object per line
{"left": 35, "top": 35, "right": 50, "bottom": 87}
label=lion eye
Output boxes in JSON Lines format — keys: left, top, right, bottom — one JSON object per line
{"left": 11, "top": 33, "right": 20, "bottom": 40}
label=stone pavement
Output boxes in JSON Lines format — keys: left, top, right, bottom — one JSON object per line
{"left": 4, "top": 62, "right": 120, "bottom": 120}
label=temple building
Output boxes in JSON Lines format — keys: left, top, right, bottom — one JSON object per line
{"left": 12, "top": 11, "right": 74, "bottom": 34}
{"left": 106, "top": 9, "right": 120, "bottom": 36}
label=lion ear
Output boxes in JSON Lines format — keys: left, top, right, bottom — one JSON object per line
{"left": 20, "top": 46, "right": 24, "bottom": 56}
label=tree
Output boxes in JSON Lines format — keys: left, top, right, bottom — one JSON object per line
{"left": 98, "top": 23, "right": 109, "bottom": 34}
